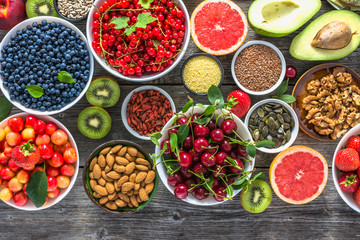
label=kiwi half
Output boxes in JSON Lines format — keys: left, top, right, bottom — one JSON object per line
{"left": 240, "top": 180, "right": 272, "bottom": 213}
{"left": 86, "top": 77, "right": 121, "bottom": 108}
{"left": 26, "top": 0, "right": 59, "bottom": 18}
{"left": 77, "top": 107, "right": 112, "bottom": 139}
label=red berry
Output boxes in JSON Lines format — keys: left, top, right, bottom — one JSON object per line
{"left": 33, "top": 120, "right": 46, "bottom": 135}
{"left": 167, "top": 172, "right": 183, "bottom": 187}
{"left": 338, "top": 172, "right": 359, "bottom": 193}
{"left": 285, "top": 65, "right": 297, "bottom": 79}
{"left": 210, "top": 129, "right": 224, "bottom": 142}
{"left": 229, "top": 158, "right": 244, "bottom": 173}
{"left": 194, "top": 125, "right": 209, "bottom": 138}
{"left": 227, "top": 90, "right": 251, "bottom": 118}
{"left": 47, "top": 176, "right": 58, "bottom": 192}
{"left": 38, "top": 144, "right": 54, "bottom": 160}
{"left": 213, "top": 187, "right": 227, "bottom": 202}
{"left": 179, "top": 152, "right": 192, "bottom": 168}
{"left": 161, "top": 139, "right": 171, "bottom": 155}
{"left": 8, "top": 117, "right": 24, "bottom": 132}
{"left": 201, "top": 153, "right": 216, "bottom": 167}
{"left": 194, "top": 186, "right": 208, "bottom": 200}
{"left": 335, "top": 148, "right": 360, "bottom": 172}
{"left": 174, "top": 184, "right": 188, "bottom": 199}
{"left": 221, "top": 120, "right": 237, "bottom": 135}
{"left": 193, "top": 138, "right": 209, "bottom": 153}
{"left": 347, "top": 136, "right": 360, "bottom": 154}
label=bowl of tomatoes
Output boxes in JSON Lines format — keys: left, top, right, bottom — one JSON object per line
{"left": 0, "top": 113, "right": 79, "bottom": 210}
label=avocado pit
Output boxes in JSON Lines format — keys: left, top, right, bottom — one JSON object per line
{"left": 311, "top": 20, "right": 352, "bottom": 50}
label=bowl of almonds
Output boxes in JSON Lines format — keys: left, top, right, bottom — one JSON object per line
{"left": 83, "top": 140, "right": 158, "bottom": 213}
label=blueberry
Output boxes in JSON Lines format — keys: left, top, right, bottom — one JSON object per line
{"left": 65, "top": 54, "right": 71, "bottom": 60}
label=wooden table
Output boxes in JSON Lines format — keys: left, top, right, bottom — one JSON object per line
{"left": 1, "top": 1, "right": 360, "bottom": 239}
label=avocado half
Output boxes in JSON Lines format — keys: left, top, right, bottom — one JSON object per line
{"left": 290, "top": 10, "right": 360, "bottom": 61}
{"left": 248, "top": 0, "right": 321, "bottom": 38}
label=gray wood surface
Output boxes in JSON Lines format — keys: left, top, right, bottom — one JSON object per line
{"left": 1, "top": 0, "right": 360, "bottom": 239}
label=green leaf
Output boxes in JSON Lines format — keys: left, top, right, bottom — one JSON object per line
{"left": 182, "top": 100, "right": 193, "bottom": 113}
{"left": 225, "top": 136, "right": 249, "bottom": 146}
{"left": 26, "top": 85, "right": 44, "bottom": 98}
{"left": 152, "top": 39, "right": 161, "bottom": 50}
{"left": 26, "top": 171, "right": 48, "bottom": 208}
{"left": 208, "top": 85, "right": 224, "bottom": 109}
{"left": 277, "top": 94, "right": 296, "bottom": 104}
{"left": 233, "top": 179, "right": 249, "bottom": 190}
{"left": 226, "top": 185, "right": 233, "bottom": 197}
{"left": 177, "top": 124, "right": 189, "bottom": 144}
{"left": 172, "top": 116, "right": 179, "bottom": 125}
{"left": 204, "top": 105, "right": 215, "bottom": 116}
{"left": 170, "top": 133, "right": 178, "bottom": 152}
{"left": 150, "top": 132, "right": 162, "bottom": 146}
{"left": 204, "top": 175, "right": 214, "bottom": 192}
{"left": 233, "top": 177, "right": 246, "bottom": 186}
{"left": 196, "top": 103, "right": 206, "bottom": 110}
{"left": 124, "top": 25, "right": 136, "bottom": 36}
{"left": 276, "top": 78, "right": 289, "bottom": 97}
{"left": 252, "top": 172, "right": 265, "bottom": 180}
{"left": 58, "top": 71, "right": 76, "bottom": 84}
{"left": 110, "top": 16, "right": 130, "bottom": 29}
{"left": 194, "top": 117, "right": 211, "bottom": 125}
{"left": 0, "top": 97, "right": 12, "bottom": 122}
{"left": 163, "top": 155, "right": 180, "bottom": 175}
{"left": 138, "top": 0, "right": 154, "bottom": 9}
{"left": 246, "top": 144, "right": 256, "bottom": 158}
{"left": 135, "top": 12, "right": 157, "bottom": 29}
{"left": 255, "top": 140, "right": 275, "bottom": 148}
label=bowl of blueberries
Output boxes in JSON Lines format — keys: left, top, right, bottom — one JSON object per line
{"left": 0, "top": 16, "right": 94, "bottom": 115}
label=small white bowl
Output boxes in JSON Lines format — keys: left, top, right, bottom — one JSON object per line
{"left": 121, "top": 86, "right": 176, "bottom": 140}
{"left": 333, "top": 124, "right": 360, "bottom": 213}
{"left": 0, "top": 16, "right": 94, "bottom": 115}
{"left": 231, "top": 40, "right": 286, "bottom": 96}
{"left": 0, "top": 113, "right": 79, "bottom": 211}
{"left": 244, "top": 99, "right": 299, "bottom": 154}
{"left": 86, "top": 0, "right": 190, "bottom": 82}
{"left": 154, "top": 106, "right": 255, "bottom": 206}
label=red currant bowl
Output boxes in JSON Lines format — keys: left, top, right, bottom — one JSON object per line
{"left": 0, "top": 113, "right": 79, "bottom": 211}
{"left": 154, "top": 106, "right": 255, "bottom": 206}
{"left": 86, "top": 0, "right": 191, "bottom": 82}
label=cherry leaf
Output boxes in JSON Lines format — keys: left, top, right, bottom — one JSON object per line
{"left": 0, "top": 97, "right": 12, "bottom": 122}
{"left": 110, "top": 16, "right": 129, "bottom": 29}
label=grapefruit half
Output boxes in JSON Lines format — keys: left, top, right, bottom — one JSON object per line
{"left": 190, "top": 0, "right": 248, "bottom": 55}
{"left": 269, "top": 146, "right": 328, "bottom": 204}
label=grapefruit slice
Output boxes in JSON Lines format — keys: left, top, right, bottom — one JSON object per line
{"left": 190, "top": 0, "right": 248, "bottom": 55}
{"left": 269, "top": 146, "right": 328, "bottom": 204}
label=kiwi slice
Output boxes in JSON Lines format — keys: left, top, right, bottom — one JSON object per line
{"left": 240, "top": 180, "right": 272, "bottom": 213}
{"left": 26, "top": 0, "right": 59, "bottom": 18}
{"left": 86, "top": 77, "right": 121, "bottom": 108}
{"left": 77, "top": 107, "right": 112, "bottom": 139}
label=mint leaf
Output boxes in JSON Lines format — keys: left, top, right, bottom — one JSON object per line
{"left": 124, "top": 25, "right": 136, "bottom": 36}
{"left": 135, "top": 12, "right": 157, "bottom": 29}
{"left": 58, "top": 71, "right": 76, "bottom": 84}
{"left": 208, "top": 85, "right": 224, "bottom": 109}
{"left": 138, "top": 0, "right": 154, "bottom": 9}
{"left": 277, "top": 94, "right": 296, "bottom": 104}
{"left": 276, "top": 78, "right": 289, "bottom": 97}
{"left": 26, "top": 85, "right": 44, "bottom": 98}
{"left": 0, "top": 97, "right": 12, "bottom": 122}
{"left": 110, "top": 16, "right": 130, "bottom": 29}
{"left": 246, "top": 144, "right": 256, "bottom": 158}
{"left": 26, "top": 171, "right": 48, "bottom": 208}
{"left": 177, "top": 124, "right": 189, "bottom": 144}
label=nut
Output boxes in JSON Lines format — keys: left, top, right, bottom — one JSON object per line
{"left": 102, "top": 171, "right": 113, "bottom": 182}
{"left": 129, "top": 173, "right": 136, "bottom": 183}
{"left": 105, "top": 165, "right": 111, "bottom": 173}
{"left": 89, "top": 172, "right": 94, "bottom": 179}
{"left": 98, "top": 154, "right": 106, "bottom": 168}
{"left": 108, "top": 192, "right": 118, "bottom": 201}
{"left": 99, "top": 197, "right": 108, "bottom": 205}
{"left": 125, "top": 153, "right": 135, "bottom": 161}
{"left": 139, "top": 188, "right": 149, "bottom": 202}
{"left": 115, "top": 156, "right": 129, "bottom": 166}
{"left": 130, "top": 195, "right": 139, "bottom": 207}
{"left": 117, "top": 175, "right": 129, "bottom": 187}
{"left": 98, "top": 178, "right": 106, "bottom": 186}
{"left": 144, "top": 170, "right": 155, "bottom": 184}
{"left": 127, "top": 147, "right": 138, "bottom": 157}
{"left": 105, "top": 201, "right": 117, "bottom": 210}
{"left": 93, "top": 164, "right": 101, "bottom": 179}
{"left": 145, "top": 182, "right": 154, "bottom": 194}
{"left": 126, "top": 190, "right": 134, "bottom": 196}
{"left": 93, "top": 192, "right": 102, "bottom": 198}
{"left": 113, "top": 164, "right": 126, "bottom": 173}
{"left": 110, "top": 145, "right": 122, "bottom": 154}
{"left": 106, "top": 153, "right": 115, "bottom": 168}
{"left": 100, "top": 147, "right": 111, "bottom": 155}
{"left": 94, "top": 185, "right": 108, "bottom": 196}
{"left": 90, "top": 179, "right": 97, "bottom": 190}
{"left": 135, "top": 172, "right": 147, "bottom": 183}
{"left": 106, "top": 171, "right": 121, "bottom": 180}
{"left": 135, "top": 158, "right": 151, "bottom": 168}
{"left": 118, "top": 193, "right": 130, "bottom": 203}
{"left": 89, "top": 156, "right": 97, "bottom": 171}
{"left": 122, "top": 182, "right": 135, "bottom": 192}
{"left": 134, "top": 183, "right": 140, "bottom": 191}
{"left": 135, "top": 165, "right": 148, "bottom": 171}
{"left": 125, "top": 162, "right": 135, "bottom": 175}
{"left": 106, "top": 182, "right": 115, "bottom": 194}
{"left": 118, "top": 146, "right": 127, "bottom": 156}
{"left": 115, "top": 199, "right": 127, "bottom": 208}
{"left": 137, "top": 152, "right": 145, "bottom": 159}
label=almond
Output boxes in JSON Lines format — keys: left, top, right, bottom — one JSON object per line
{"left": 110, "top": 145, "right": 122, "bottom": 154}
{"left": 113, "top": 164, "right": 126, "bottom": 173}
{"left": 106, "top": 182, "right": 115, "bottom": 194}
{"left": 108, "top": 192, "right": 118, "bottom": 201}
{"left": 122, "top": 182, "right": 135, "bottom": 192}
{"left": 129, "top": 173, "right": 136, "bottom": 183}
{"left": 127, "top": 147, "right": 138, "bottom": 157}
{"left": 145, "top": 182, "right": 154, "bottom": 194}
{"left": 101, "top": 171, "right": 113, "bottom": 182}
{"left": 97, "top": 178, "right": 106, "bottom": 186}
{"left": 125, "top": 162, "right": 135, "bottom": 175}
{"left": 94, "top": 185, "right": 108, "bottom": 196}
{"left": 139, "top": 188, "right": 149, "bottom": 202}
{"left": 118, "top": 146, "right": 127, "bottom": 157}
{"left": 115, "top": 156, "right": 129, "bottom": 166}
{"left": 125, "top": 153, "right": 136, "bottom": 161}
{"left": 126, "top": 190, "right": 134, "bottom": 196}
{"left": 136, "top": 195, "right": 141, "bottom": 203}
{"left": 99, "top": 197, "right": 108, "bottom": 205}
{"left": 105, "top": 165, "right": 111, "bottom": 173}
{"left": 144, "top": 170, "right": 155, "bottom": 184}
{"left": 130, "top": 195, "right": 139, "bottom": 207}
{"left": 134, "top": 183, "right": 140, "bottom": 191}
{"left": 135, "top": 172, "right": 147, "bottom": 183}
{"left": 135, "top": 165, "right": 148, "bottom": 171}
{"left": 134, "top": 190, "right": 139, "bottom": 195}
{"left": 128, "top": 202, "right": 133, "bottom": 208}
{"left": 93, "top": 192, "right": 102, "bottom": 198}
{"left": 89, "top": 156, "right": 98, "bottom": 171}
{"left": 93, "top": 164, "right": 101, "bottom": 179}
{"left": 106, "top": 153, "right": 115, "bottom": 168}
{"left": 98, "top": 154, "right": 106, "bottom": 168}
{"left": 117, "top": 193, "right": 130, "bottom": 203}
{"left": 140, "top": 181, "right": 145, "bottom": 188}
{"left": 137, "top": 152, "right": 145, "bottom": 159}
{"left": 117, "top": 175, "right": 129, "bottom": 187}
{"left": 90, "top": 179, "right": 97, "bottom": 190}
{"left": 105, "top": 201, "right": 117, "bottom": 210}
{"left": 135, "top": 158, "right": 151, "bottom": 167}
{"left": 89, "top": 172, "right": 94, "bottom": 179}
{"left": 100, "top": 147, "right": 111, "bottom": 155}
{"left": 115, "top": 199, "right": 127, "bottom": 208}
{"left": 106, "top": 171, "right": 121, "bottom": 180}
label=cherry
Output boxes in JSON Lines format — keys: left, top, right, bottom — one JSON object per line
{"left": 167, "top": 128, "right": 178, "bottom": 138}
{"left": 180, "top": 167, "right": 193, "bottom": 178}
{"left": 285, "top": 65, "right": 297, "bottom": 79}
{"left": 215, "top": 151, "right": 228, "bottom": 165}
{"left": 194, "top": 186, "right": 209, "bottom": 200}
{"left": 177, "top": 117, "right": 189, "bottom": 126}
{"left": 229, "top": 158, "right": 244, "bottom": 173}
{"left": 179, "top": 152, "right": 192, "bottom": 168}
{"left": 190, "top": 113, "right": 201, "bottom": 127}
{"left": 161, "top": 139, "right": 171, "bottom": 155}
{"left": 213, "top": 187, "right": 227, "bottom": 202}
{"left": 212, "top": 165, "right": 226, "bottom": 178}
{"left": 183, "top": 135, "right": 193, "bottom": 149}
{"left": 188, "top": 149, "right": 201, "bottom": 162}
{"left": 220, "top": 139, "right": 232, "bottom": 153}
{"left": 211, "top": 178, "right": 220, "bottom": 191}
{"left": 184, "top": 178, "right": 196, "bottom": 193}
{"left": 210, "top": 129, "right": 224, "bottom": 142}
{"left": 206, "top": 143, "right": 218, "bottom": 155}
{"left": 221, "top": 120, "right": 237, "bottom": 135}
{"left": 8, "top": 117, "right": 24, "bottom": 132}
{"left": 194, "top": 125, "right": 209, "bottom": 138}
{"left": 174, "top": 184, "right": 188, "bottom": 199}
{"left": 167, "top": 172, "right": 183, "bottom": 187}
{"left": 236, "top": 145, "right": 248, "bottom": 157}
{"left": 201, "top": 153, "right": 216, "bottom": 167}
{"left": 192, "top": 163, "right": 207, "bottom": 175}
{"left": 193, "top": 138, "right": 209, "bottom": 153}
{"left": 33, "top": 120, "right": 46, "bottom": 135}
{"left": 228, "top": 151, "right": 238, "bottom": 159}
{"left": 207, "top": 119, "right": 216, "bottom": 131}
{"left": 38, "top": 144, "right": 54, "bottom": 160}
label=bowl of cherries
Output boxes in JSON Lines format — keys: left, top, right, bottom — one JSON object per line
{"left": 87, "top": 0, "right": 190, "bottom": 81}
{"left": 152, "top": 86, "right": 269, "bottom": 205}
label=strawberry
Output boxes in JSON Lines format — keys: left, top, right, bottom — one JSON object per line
{"left": 347, "top": 136, "right": 360, "bottom": 154}
{"left": 338, "top": 172, "right": 359, "bottom": 193}
{"left": 225, "top": 90, "right": 251, "bottom": 118}
{"left": 335, "top": 148, "right": 360, "bottom": 171}
{"left": 353, "top": 187, "right": 360, "bottom": 206}
{"left": 11, "top": 141, "right": 40, "bottom": 168}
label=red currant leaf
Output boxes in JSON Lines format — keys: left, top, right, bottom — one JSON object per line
{"left": 26, "top": 85, "right": 44, "bottom": 98}
{"left": 135, "top": 12, "right": 157, "bottom": 29}
{"left": 138, "top": 0, "right": 155, "bottom": 9}
{"left": 124, "top": 25, "right": 136, "bottom": 36}
{"left": 110, "top": 16, "right": 129, "bottom": 30}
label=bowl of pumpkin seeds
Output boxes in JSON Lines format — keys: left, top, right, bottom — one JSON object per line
{"left": 245, "top": 99, "right": 299, "bottom": 153}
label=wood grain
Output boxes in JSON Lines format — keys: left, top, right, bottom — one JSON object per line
{"left": 1, "top": 0, "right": 360, "bottom": 239}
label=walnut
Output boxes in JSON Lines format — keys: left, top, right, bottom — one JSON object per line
{"left": 330, "top": 124, "right": 348, "bottom": 139}
{"left": 336, "top": 72, "right": 352, "bottom": 86}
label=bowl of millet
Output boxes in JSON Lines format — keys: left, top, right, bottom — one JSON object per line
{"left": 0, "top": 16, "right": 94, "bottom": 115}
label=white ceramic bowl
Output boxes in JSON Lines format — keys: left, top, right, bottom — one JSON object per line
{"left": 231, "top": 40, "right": 286, "bottom": 96}
{"left": 0, "top": 16, "right": 94, "bottom": 116}
{"left": 0, "top": 113, "right": 79, "bottom": 211}
{"left": 121, "top": 86, "right": 176, "bottom": 140}
{"left": 86, "top": 0, "right": 190, "bottom": 82}
{"left": 333, "top": 124, "right": 360, "bottom": 213}
{"left": 154, "top": 106, "right": 255, "bottom": 206}
{"left": 244, "top": 99, "right": 299, "bottom": 154}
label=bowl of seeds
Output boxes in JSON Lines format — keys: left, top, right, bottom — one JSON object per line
{"left": 54, "top": 0, "right": 93, "bottom": 22}
{"left": 83, "top": 140, "right": 158, "bottom": 213}
{"left": 231, "top": 40, "right": 286, "bottom": 96}
{"left": 245, "top": 99, "right": 299, "bottom": 153}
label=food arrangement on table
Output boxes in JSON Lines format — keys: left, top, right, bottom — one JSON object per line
{"left": 1, "top": 0, "right": 360, "bottom": 214}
